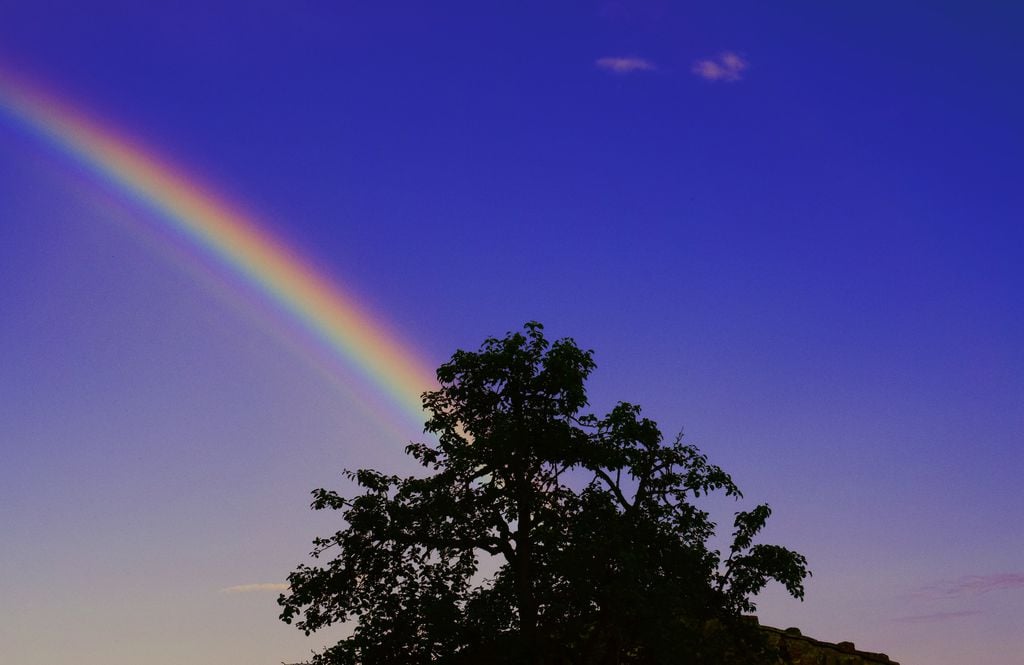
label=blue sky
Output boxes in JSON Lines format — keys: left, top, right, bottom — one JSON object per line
{"left": 1, "top": 3, "right": 1022, "bottom": 664}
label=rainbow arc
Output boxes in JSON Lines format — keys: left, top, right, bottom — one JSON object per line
{"left": 0, "top": 66, "right": 436, "bottom": 430}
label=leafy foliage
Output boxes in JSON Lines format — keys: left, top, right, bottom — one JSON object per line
{"left": 279, "top": 322, "right": 809, "bottom": 664}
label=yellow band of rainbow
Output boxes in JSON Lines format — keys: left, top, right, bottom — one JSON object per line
{"left": 0, "top": 66, "right": 436, "bottom": 430}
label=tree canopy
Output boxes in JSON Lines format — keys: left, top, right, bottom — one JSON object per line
{"left": 279, "top": 322, "right": 809, "bottom": 664}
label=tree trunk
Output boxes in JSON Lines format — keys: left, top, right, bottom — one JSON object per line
{"left": 515, "top": 471, "right": 538, "bottom": 661}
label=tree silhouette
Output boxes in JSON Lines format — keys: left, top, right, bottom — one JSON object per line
{"left": 279, "top": 322, "right": 809, "bottom": 664}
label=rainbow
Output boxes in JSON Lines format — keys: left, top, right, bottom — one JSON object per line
{"left": 0, "top": 66, "right": 437, "bottom": 430}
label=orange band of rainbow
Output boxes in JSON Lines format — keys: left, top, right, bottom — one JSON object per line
{"left": 0, "top": 66, "right": 436, "bottom": 430}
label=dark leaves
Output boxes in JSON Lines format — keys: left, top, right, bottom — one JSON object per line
{"left": 279, "top": 323, "right": 810, "bottom": 664}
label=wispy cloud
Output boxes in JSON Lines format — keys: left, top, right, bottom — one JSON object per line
{"left": 893, "top": 610, "right": 983, "bottom": 624}
{"left": 913, "top": 573, "right": 1024, "bottom": 599}
{"left": 595, "top": 56, "right": 656, "bottom": 74}
{"left": 692, "top": 51, "right": 748, "bottom": 82}
{"left": 220, "top": 583, "right": 290, "bottom": 594}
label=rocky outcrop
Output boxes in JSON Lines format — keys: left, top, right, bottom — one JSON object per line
{"left": 762, "top": 624, "right": 899, "bottom": 665}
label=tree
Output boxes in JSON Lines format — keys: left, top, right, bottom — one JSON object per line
{"left": 279, "top": 322, "right": 809, "bottom": 664}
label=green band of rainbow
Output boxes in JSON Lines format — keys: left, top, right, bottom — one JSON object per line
{"left": 0, "top": 66, "right": 436, "bottom": 429}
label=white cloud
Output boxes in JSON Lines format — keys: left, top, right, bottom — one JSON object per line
{"left": 692, "top": 51, "right": 748, "bottom": 82}
{"left": 220, "top": 583, "right": 290, "bottom": 594}
{"left": 893, "top": 610, "right": 982, "bottom": 624}
{"left": 913, "top": 573, "right": 1024, "bottom": 599}
{"left": 595, "top": 56, "right": 656, "bottom": 74}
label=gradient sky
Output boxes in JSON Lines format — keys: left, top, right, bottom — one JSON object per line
{"left": 2, "top": 3, "right": 1022, "bottom": 664}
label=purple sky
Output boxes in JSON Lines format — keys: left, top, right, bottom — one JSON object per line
{"left": 1, "top": 3, "right": 1022, "bottom": 664}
